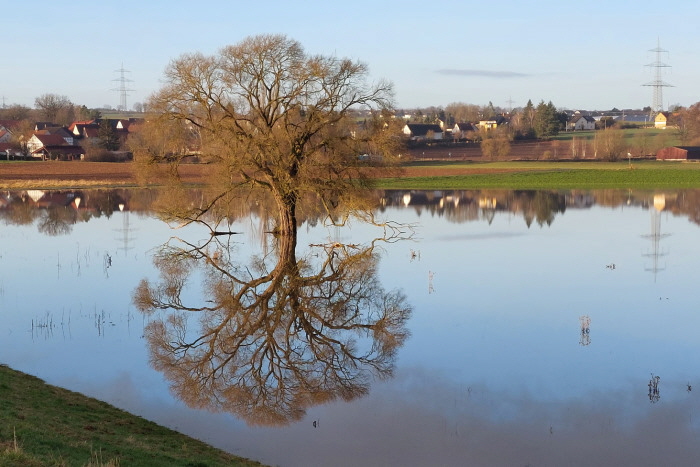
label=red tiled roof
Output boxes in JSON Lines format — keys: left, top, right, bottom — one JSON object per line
{"left": 68, "top": 120, "right": 96, "bottom": 132}
{"left": 0, "top": 120, "right": 21, "bottom": 130}
{"left": 33, "top": 133, "right": 68, "bottom": 146}
{"left": 83, "top": 127, "right": 100, "bottom": 138}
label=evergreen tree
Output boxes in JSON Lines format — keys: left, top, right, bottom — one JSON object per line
{"left": 522, "top": 100, "right": 535, "bottom": 125}
{"left": 516, "top": 99, "right": 536, "bottom": 139}
{"left": 533, "top": 100, "right": 560, "bottom": 139}
{"left": 486, "top": 101, "right": 497, "bottom": 118}
{"left": 98, "top": 120, "right": 120, "bottom": 150}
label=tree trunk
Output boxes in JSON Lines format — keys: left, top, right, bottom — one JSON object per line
{"left": 273, "top": 189, "right": 298, "bottom": 238}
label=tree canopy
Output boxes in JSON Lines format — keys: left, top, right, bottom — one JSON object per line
{"left": 98, "top": 120, "right": 120, "bottom": 150}
{"left": 533, "top": 100, "right": 560, "bottom": 139}
{"left": 135, "top": 34, "right": 401, "bottom": 236}
{"left": 34, "top": 93, "right": 74, "bottom": 125}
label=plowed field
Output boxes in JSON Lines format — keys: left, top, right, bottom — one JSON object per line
{"left": 0, "top": 161, "right": 509, "bottom": 189}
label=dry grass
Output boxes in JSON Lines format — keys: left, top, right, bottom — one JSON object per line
{"left": 0, "top": 179, "right": 136, "bottom": 189}
{"left": 0, "top": 161, "right": 209, "bottom": 189}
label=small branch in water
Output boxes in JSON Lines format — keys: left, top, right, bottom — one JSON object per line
{"left": 210, "top": 231, "right": 242, "bottom": 236}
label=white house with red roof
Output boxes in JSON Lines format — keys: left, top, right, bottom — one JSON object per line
{"left": 26, "top": 133, "right": 84, "bottom": 160}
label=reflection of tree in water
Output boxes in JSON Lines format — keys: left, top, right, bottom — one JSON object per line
{"left": 37, "top": 205, "right": 79, "bottom": 236}
{"left": 518, "top": 191, "right": 567, "bottom": 227}
{"left": 134, "top": 200, "right": 412, "bottom": 426}
{"left": 388, "top": 190, "right": 570, "bottom": 227}
{"left": 1, "top": 197, "right": 38, "bottom": 226}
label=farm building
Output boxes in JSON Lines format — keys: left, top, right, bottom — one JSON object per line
{"left": 656, "top": 146, "right": 700, "bottom": 160}
{"left": 654, "top": 112, "right": 670, "bottom": 129}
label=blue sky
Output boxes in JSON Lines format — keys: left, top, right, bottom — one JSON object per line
{"left": 3, "top": 1, "right": 699, "bottom": 112}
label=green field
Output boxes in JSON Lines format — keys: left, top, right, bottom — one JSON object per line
{"left": 550, "top": 126, "right": 679, "bottom": 145}
{"left": 375, "top": 161, "right": 700, "bottom": 190}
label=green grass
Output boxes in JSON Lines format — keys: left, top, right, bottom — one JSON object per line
{"left": 551, "top": 126, "right": 677, "bottom": 144}
{"left": 374, "top": 161, "right": 700, "bottom": 190}
{"left": 0, "top": 364, "right": 264, "bottom": 467}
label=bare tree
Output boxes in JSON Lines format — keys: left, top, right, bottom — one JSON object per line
{"left": 673, "top": 102, "right": 700, "bottom": 145}
{"left": 128, "top": 118, "right": 201, "bottom": 182}
{"left": 137, "top": 34, "right": 400, "bottom": 237}
{"left": 631, "top": 130, "right": 654, "bottom": 157}
{"left": 595, "top": 128, "right": 627, "bottom": 161}
{"left": 7, "top": 119, "right": 34, "bottom": 154}
{"left": 34, "top": 93, "right": 72, "bottom": 124}
{"left": 0, "top": 104, "right": 33, "bottom": 121}
{"left": 480, "top": 129, "right": 511, "bottom": 160}
{"left": 444, "top": 102, "right": 482, "bottom": 124}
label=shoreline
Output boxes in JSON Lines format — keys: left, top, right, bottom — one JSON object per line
{"left": 0, "top": 363, "right": 264, "bottom": 466}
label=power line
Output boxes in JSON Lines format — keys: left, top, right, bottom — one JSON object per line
{"left": 643, "top": 39, "right": 673, "bottom": 113}
{"left": 111, "top": 64, "right": 135, "bottom": 111}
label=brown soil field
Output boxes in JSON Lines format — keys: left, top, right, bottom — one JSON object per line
{"left": 0, "top": 161, "right": 508, "bottom": 189}
{"left": 0, "top": 162, "right": 137, "bottom": 182}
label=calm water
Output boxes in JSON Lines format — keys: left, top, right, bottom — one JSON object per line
{"left": 2, "top": 188, "right": 700, "bottom": 466}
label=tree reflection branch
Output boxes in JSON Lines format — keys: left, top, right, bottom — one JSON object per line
{"left": 134, "top": 215, "right": 412, "bottom": 426}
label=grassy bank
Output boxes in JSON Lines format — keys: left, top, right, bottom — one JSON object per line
{"left": 0, "top": 364, "right": 264, "bottom": 467}
{"left": 374, "top": 160, "right": 700, "bottom": 190}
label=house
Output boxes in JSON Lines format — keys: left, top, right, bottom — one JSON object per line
{"left": 452, "top": 122, "right": 478, "bottom": 141}
{"left": 0, "top": 129, "right": 11, "bottom": 143}
{"left": 403, "top": 123, "right": 443, "bottom": 141}
{"left": 436, "top": 119, "right": 452, "bottom": 138}
{"left": 656, "top": 146, "right": 700, "bottom": 161}
{"left": 567, "top": 115, "right": 596, "bottom": 131}
{"left": 35, "top": 127, "right": 74, "bottom": 145}
{"left": 111, "top": 119, "right": 134, "bottom": 146}
{"left": 478, "top": 115, "right": 506, "bottom": 131}
{"left": 81, "top": 125, "right": 101, "bottom": 141}
{"left": 115, "top": 119, "right": 131, "bottom": 131}
{"left": 68, "top": 121, "right": 101, "bottom": 145}
{"left": 654, "top": 112, "right": 669, "bottom": 129}
{"left": 0, "top": 120, "right": 21, "bottom": 133}
{"left": 67, "top": 118, "right": 142, "bottom": 148}
{"left": 26, "top": 134, "right": 65, "bottom": 154}
{"left": 26, "top": 133, "right": 84, "bottom": 160}
{"left": 68, "top": 120, "right": 98, "bottom": 136}
{"left": 34, "top": 122, "right": 55, "bottom": 131}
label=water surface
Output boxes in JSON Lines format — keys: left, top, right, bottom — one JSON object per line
{"left": 2, "top": 188, "right": 699, "bottom": 466}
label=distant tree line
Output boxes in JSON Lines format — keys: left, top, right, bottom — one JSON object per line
{"left": 1, "top": 94, "right": 102, "bottom": 126}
